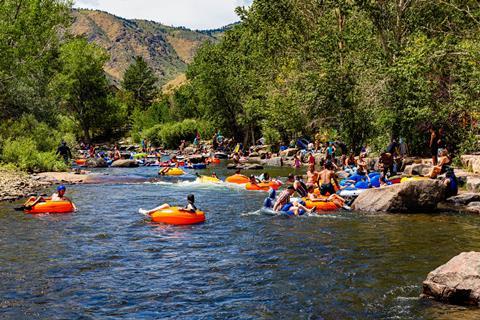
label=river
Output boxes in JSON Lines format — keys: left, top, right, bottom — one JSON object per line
{"left": 1, "top": 164, "right": 480, "bottom": 319}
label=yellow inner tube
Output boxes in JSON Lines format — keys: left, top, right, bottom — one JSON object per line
{"left": 197, "top": 176, "right": 222, "bottom": 183}
{"left": 160, "top": 168, "right": 185, "bottom": 176}
{"left": 400, "top": 176, "right": 429, "bottom": 183}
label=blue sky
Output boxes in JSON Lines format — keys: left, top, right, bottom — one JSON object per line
{"left": 74, "top": 0, "right": 253, "bottom": 30}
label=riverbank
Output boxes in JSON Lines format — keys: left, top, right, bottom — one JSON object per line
{"left": 0, "top": 168, "right": 51, "bottom": 201}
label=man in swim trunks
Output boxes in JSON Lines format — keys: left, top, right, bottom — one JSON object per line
{"left": 318, "top": 161, "right": 338, "bottom": 196}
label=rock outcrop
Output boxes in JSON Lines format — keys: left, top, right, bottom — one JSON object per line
{"left": 280, "top": 148, "right": 298, "bottom": 157}
{"left": 467, "top": 177, "right": 480, "bottom": 193}
{"left": 461, "top": 155, "right": 480, "bottom": 175}
{"left": 352, "top": 179, "right": 446, "bottom": 213}
{"left": 261, "top": 157, "right": 283, "bottom": 167}
{"left": 0, "top": 169, "right": 51, "bottom": 201}
{"left": 403, "top": 163, "right": 432, "bottom": 176}
{"left": 111, "top": 159, "right": 139, "bottom": 168}
{"left": 423, "top": 251, "right": 480, "bottom": 306}
{"left": 466, "top": 202, "right": 480, "bottom": 214}
{"left": 446, "top": 193, "right": 480, "bottom": 206}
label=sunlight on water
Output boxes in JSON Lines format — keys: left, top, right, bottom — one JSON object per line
{"left": 0, "top": 165, "right": 480, "bottom": 319}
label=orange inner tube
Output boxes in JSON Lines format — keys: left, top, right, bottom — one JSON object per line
{"left": 245, "top": 181, "right": 282, "bottom": 191}
{"left": 226, "top": 174, "right": 250, "bottom": 184}
{"left": 304, "top": 199, "right": 340, "bottom": 211}
{"left": 24, "top": 197, "right": 75, "bottom": 214}
{"left": 150, "top": 207, "right": 206, "bottom": 225}
{"left": 75, "top": 159, "right": 87, "bottom": 166}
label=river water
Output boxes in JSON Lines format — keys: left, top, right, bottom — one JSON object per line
{"left": 1, "top": 165, "right": 480, "bottom": 319}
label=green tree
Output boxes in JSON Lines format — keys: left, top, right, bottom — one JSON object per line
{"left": 51, "top": 37, "right": 111, "bottom": 142}
{"left": 122, "top": 56, "right": 158, "bottom": 109}
{"left": 0, "top": 0, "right": 71, "bottom": 121}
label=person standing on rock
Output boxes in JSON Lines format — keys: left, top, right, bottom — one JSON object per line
{"left": 429, "top": 126, "right": 438, "bottom": 165}
{"left": 56, "top": 141, "right": 72, "bottom": 163}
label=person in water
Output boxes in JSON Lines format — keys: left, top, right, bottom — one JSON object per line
{"left": 293, "top": 153, "right": 301, "bottom": 169}
{"left": 28, "top": 185, "right": 76, "bottom": 210}
{"left": 249, "top": 174, "right": 259, "bottom": 185}
{"left": 306, "top": 185, "right": 348, "bottom": 210}
{"left": 318, "top": 161, "right": 339, "bottom": 196}
{"left": 293, "top": 175, "right": 308, "bottom": 198}
{"left": 263, "top": 188, "right": 276, "bottom": 209}
{"left": 306, "top": 164, "right": 319, "bottom": 185}
{"left": 140, "top": 194, "right": 198, "bottom": 215}
{"left": 273, "top": 186, "right": 315, "bottom": 216}
{"left": 258, "top": 172, "right": 270, "bottom": 183}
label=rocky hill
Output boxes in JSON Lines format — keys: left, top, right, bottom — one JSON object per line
{"left": 71, "top": 9, "right": 218, "bottom": 86}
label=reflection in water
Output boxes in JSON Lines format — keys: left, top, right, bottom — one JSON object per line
{"left": 0, "top": 165, "right": 479, "bottom": 319}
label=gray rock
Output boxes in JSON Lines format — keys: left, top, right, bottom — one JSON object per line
{"left": 466, "top": 177, "right": 480, "bottom": 193}
{"left": 423, "top": 251, "right": 480, "bottom": 306}
{"left": 262, "top": 157, "right": 283, "bottom": 167}
{"left": 280, "top": 148, "right": 298, "bottom": 157}
{"left": 352, "top": 179, "right": 446, "bottom": 213}
{"left": 245, "top": 164, "right": 264, "bottom": 170}
{"left": 446, "top": 193, "right": 480, "bottom": 206}
{"left": 403, "top": 163, "right": 432, "bottom": 176}
{"left": 461, "top": 155, "right": 480, "bottom": 174}
{"left": 85, "top": 158, "right": 107, "bottom": 168}
{"left": 111, "top": 159, "right": 139, "bottom": 168}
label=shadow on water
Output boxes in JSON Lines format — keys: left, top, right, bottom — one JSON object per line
{"left": 0, "top": 165, "right": 480, "bottom": 319}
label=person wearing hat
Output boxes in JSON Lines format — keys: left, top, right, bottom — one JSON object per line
{"left": 28, "top": 185, "right": 76, "bottom": 210}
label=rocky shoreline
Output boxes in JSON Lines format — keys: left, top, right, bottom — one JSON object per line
{"left": 0, "top": 170, "right": 98, "bottom": 202}
{"left": 0, "top": 169, "right": 51, "bottom": 202}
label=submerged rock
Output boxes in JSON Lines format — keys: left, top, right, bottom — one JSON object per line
{"left": 351, "top": 179, "right": 445, "bottom": 213}
{"left": 423, "top": 251, "right": 480, "bottom": 306}
{"left": 111, "top": 159, "right": 139, "bottom": 168}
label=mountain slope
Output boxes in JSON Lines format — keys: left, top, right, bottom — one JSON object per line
{"left": 71, "top": 9, "right": 216, "bottom": 86}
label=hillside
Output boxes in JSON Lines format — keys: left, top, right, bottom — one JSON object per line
{"left": 71, "top": 9, "right": 216, "bottom": 86}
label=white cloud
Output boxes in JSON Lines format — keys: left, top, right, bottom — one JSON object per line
{"left": 74, "top": 0, "right": 253, "bottom": 30}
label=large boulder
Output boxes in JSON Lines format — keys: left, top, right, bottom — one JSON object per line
{"left": 403, "top": 163, "right": 432, "bottom": 176}
{"left": 280, "top": 148, "right": 298, "bottom": 157}
{"left": 85, "top": 158, "right": 107, "bottom": 168}
{"left": 461, "top": 155, "right": 480, "bottom": 174}
{"left": 423, "top": 252, "right": 480, "bottom": 306}
{"left": 111, "top": 159, "right": 139, "bottom": 168}
{"left": 352, "top": 179, "right": 446, "bottom": 213}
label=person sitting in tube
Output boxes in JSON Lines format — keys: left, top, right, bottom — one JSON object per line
{"left": 139, "top": 194, "right": 198, "bottom": 215}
